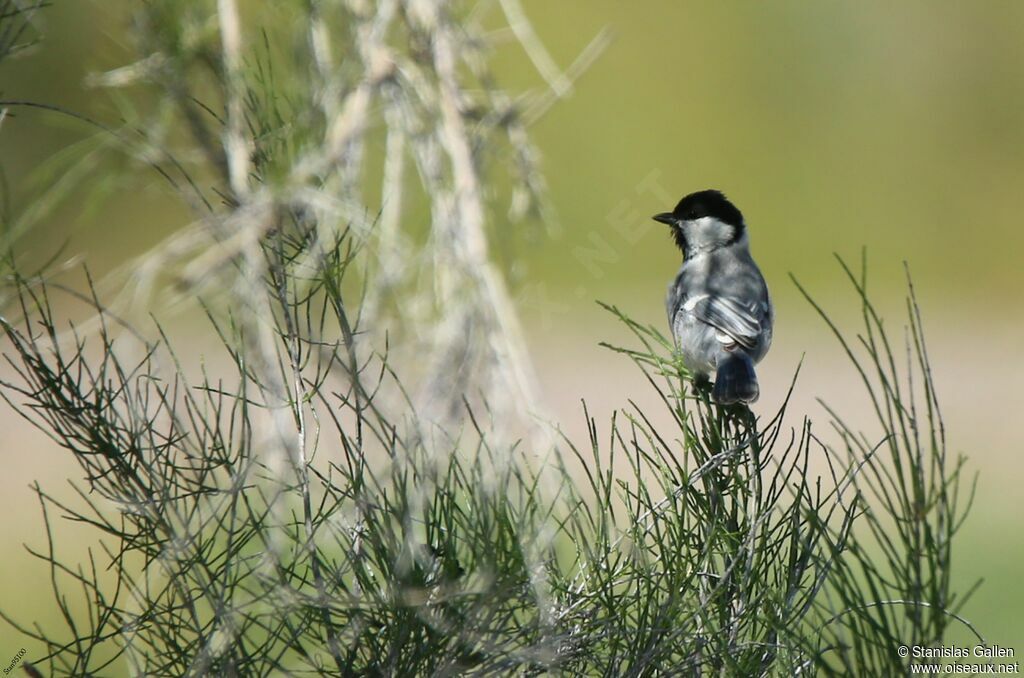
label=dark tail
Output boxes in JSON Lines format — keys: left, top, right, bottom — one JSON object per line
{"left": 713, "top": 353, "right": 759, "bottom": 405}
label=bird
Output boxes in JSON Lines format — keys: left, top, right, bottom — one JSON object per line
{"left": 653, "top": 190, "right": 773, "bottom": 405}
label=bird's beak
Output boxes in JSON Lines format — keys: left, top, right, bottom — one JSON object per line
{"left": 652, "top": 212, "right": 676, "bottom": 226}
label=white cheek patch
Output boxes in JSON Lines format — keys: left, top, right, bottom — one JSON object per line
{"left": 688, "top": 217, "right": 735, "bottom": 250}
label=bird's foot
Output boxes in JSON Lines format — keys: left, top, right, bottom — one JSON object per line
{"left": 691, "top": 374, "right": 713, "bottom": 398}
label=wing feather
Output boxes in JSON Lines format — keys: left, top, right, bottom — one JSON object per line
{"left": 688, "top": 295, "right": 761, "bottom": 349}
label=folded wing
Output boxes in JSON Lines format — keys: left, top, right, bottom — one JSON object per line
{"left": 686, "top": 295, "right": 762, "bottom": 350}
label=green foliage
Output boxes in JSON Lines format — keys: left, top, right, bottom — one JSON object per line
{"left": 792, "top": 256, "right": 980, "bottom": 674}
{"left": 0, "top": 240, "right": 977, "bottom": 675}
{"left": 0, "top": 3, "right": 980, "bottom": 675}
{"left": 0, "top": 0, "right": 43, "bottom": 64}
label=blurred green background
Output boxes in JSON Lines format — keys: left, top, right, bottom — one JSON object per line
{"left": 2, "top": 0, "right": 1022, "bottom": 662}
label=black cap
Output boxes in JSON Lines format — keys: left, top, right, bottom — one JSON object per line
{"left": 652, "top": 189, "right": 744, "bottom": 228}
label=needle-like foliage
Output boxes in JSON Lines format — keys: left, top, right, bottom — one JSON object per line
{"left": 0, "top": 2, "right": 978, "bottom": 675}
{"left": 0, "top": 247, "right": 978, "bottom": 675}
